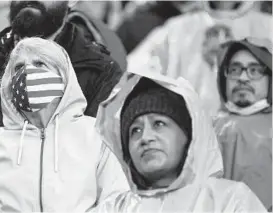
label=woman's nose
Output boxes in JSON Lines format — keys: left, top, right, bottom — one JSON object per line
{"left": 140, "top": 125, "right": 155, "bottom": 145}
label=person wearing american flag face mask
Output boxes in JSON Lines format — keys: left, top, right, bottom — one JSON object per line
{"left": 0, "top": 37, "right": 128, "bottom": 212}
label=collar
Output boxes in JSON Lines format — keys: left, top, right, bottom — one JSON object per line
{"left": 225, "top": 99, "right": 270, "bottom": 116}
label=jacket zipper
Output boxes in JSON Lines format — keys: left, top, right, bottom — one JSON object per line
{"left": 39, "top": 128, "right": 45, "bottom": 212}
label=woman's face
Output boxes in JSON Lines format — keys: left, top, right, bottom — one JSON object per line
{"left": 11, "top": 49, "right": 59, "bottom": 76}
{"left": 128, "top": 113, "right": 189, "bottom": 187}
{"left": 9, "top": 47, "right": 64, "bottom": 128}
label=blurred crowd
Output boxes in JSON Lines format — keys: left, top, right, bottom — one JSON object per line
{"left": 0, "top": 1, "right": 272, "bottom": 212}
{"left": 0, "top": 1, "right": 272, "bottom": 33}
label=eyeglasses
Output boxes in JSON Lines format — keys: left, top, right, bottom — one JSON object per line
{"left": 225, "top": 63, "right": 267, "bottom": 80}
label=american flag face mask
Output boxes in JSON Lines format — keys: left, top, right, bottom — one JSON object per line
{"left": 11, "top": 67, "right": 65, "bottom": 112}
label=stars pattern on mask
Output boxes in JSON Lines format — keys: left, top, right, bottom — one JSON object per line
{"left": 11, "top": 67, "right": 31, "bottom": 112}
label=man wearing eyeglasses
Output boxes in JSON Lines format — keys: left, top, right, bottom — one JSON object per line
{"left": 214, "top": 37, "right": 272, "bottom": 211}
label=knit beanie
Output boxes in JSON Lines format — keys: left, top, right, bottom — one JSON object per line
{"left": 120, "top": 78, "right": 192, "bottom": 162}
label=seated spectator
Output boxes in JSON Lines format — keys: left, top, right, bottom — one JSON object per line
{"left": 93, "top": 71, "right": 266, "bottom": 212}
{"left": 260, "top": 1, "right": 272, "bottom": 14}
{"left": 0, "top": 0, "right": 125, "bottom": 127}
{"left": 68, "top": 1, "right": 127, "bottom": 69}
{"left": 116, "top": 1, "right": 201, "bottom": 54}
{"left": 0, "top": 37, "right": 128, "bottom": 211}
{"left": 214, "top": 37, "right": 272, "bottom": 210}
{"left": 127, "top": 1, "right": 272, "bottom": 117}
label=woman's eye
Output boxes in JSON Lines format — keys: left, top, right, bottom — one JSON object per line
{"left": 130, "top": 127, "right": 142, "bottom": 137}
{"left": 34, "top": 60, "right": 46, "bottom": 67}
{"left": 14, "top": 64, "right": 23, "bottom": 72}
{"left": 154, "top": 120, "right": 165, "bottom": 128}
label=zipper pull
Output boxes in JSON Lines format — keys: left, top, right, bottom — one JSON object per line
{"left": 41, "top": 128, "right": 45, "bottom": 140}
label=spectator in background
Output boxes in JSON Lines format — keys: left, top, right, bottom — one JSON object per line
{"left": 214, "top": 38, "right": 272, "bottom": 211}
{"left": 0, "top": 1, "right": 10, "bottom": 30}
{"left": 116, "top": 1, "right": 202, "bottom": 54}
{"left": 69, "top": 1, "right": 127, "bottom": 68}
{"left": 0, "top": 0, "right": 125, "bottom": 127}
{"left": 0, "top": 37, "right": 128, "bottom": 211}
{"left": 127, "top": 1, "right": 272, "bottom": 117}
{"left": 260, "top": 1, "right": 272, "bottom": 14}
{"left": 93, "top": 71, "right": 267, "bottom": 212}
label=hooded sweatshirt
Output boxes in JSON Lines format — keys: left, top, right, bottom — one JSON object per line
{"left": 0, "top": 39, "right": 128, "bottom": 212}
{"left": 0, "top": 19, "right": 124, "bottom": 121}
{"left": 127, "top": 1, "right": 272, "bottom": 117}
{"left": 214, "top": 40, "right": 272, "bottom": 210}
{"left": 93, "top": 70, "right": 266, "bottom": 212}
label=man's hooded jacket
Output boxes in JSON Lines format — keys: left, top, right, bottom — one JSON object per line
{"left": 214, "top": 38, "right": 272, "bottom": 210}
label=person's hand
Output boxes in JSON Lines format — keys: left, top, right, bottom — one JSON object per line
{"left": 202, "top": 37, "right": 223, "bottom": 67}
{"left": 202, "top": 24, "right": 234, "bottom": 67}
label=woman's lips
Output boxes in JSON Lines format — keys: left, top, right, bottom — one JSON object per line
{"left": 141, "top": 148, "right": 162, "bottom": 157}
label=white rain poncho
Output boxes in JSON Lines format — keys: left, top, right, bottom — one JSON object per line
{"left": 93, "top": 70, "right": 267, "bottom": 212}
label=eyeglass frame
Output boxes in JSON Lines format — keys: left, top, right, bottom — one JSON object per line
{"left": 224, "top": 62, "right": 268, "bottom": 81}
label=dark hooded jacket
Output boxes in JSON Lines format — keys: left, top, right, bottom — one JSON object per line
{"left": 0, "top": 15, "right": 124, "bottom": 126}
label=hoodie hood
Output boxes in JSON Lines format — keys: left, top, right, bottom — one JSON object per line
{"left": 96, "top": 70, "right": 223, "bottom": 196}
{"left": 217, "top": 38, "right": 272, "bottom": 112}
{"left": 1, "top": 37, "right": 87, "bottom": 129}
{"left": 203, "top": 1, "right": 255, "bottom": 20}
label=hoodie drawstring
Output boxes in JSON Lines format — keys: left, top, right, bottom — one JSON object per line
{"left": 54, "top": 115, "right": 59, "bottom": 173}
{"left": 17, "top": 120, "right": 28, "bottom": 165}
